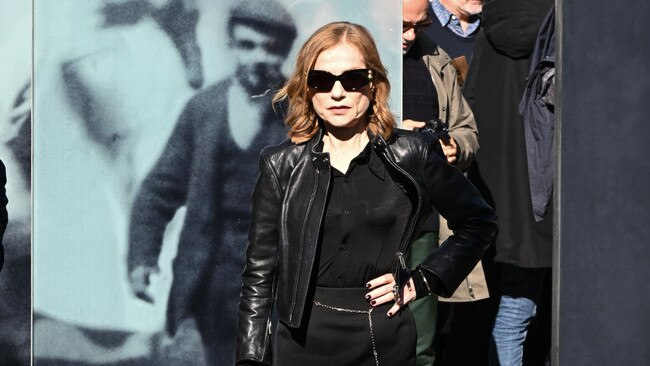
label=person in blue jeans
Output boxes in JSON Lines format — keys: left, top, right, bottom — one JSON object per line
{"left": 462, "top": 0, "right": 554, "bottom": 364}
{"left": 489, "top": 265, "right": 549, "bottom": 365}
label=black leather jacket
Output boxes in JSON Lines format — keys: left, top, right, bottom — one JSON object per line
{"left": 236, "top": 128, "right": 497, "bottom": 365}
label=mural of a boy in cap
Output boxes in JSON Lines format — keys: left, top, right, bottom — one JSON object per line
{"left": 126, "top": 1, "right": 297, "bottom": 363}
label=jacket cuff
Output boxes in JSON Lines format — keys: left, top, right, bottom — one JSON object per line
{"left": 411, "top": 268, "right": 441, "bottom": 300}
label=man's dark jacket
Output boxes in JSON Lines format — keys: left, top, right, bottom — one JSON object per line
{"left": 519, "top": 6, "right": 556, "bottom": 222}
{"left": 236, "top": 128, "right": 498, "bottom": 365}
{"left": 128, "top": 79, "right": 286, "bottom": 336}
{"left": 463, "top": 0, "right": 554, "bottom": 268}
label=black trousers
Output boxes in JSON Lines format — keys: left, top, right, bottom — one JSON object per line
{"left": 274, "top": 287, "right": 417, "bottom": 366}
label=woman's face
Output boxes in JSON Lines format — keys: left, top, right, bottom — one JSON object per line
{"left": 310, "top": 42, "right": 372, "bottom": 133}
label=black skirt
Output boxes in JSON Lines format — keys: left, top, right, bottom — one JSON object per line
{"left": 273, "top": 287, "right": 417, "bottom": 366}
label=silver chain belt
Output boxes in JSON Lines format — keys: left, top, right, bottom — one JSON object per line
{"left": 313, "top": 300, "right": 380, "bottom": 366}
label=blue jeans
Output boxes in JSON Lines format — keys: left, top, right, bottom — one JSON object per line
{"left": 489, "top": 295, "right": 537, "bottom": 366}
{"left": 489, "top": 264, "right": 549, "bottom": 366}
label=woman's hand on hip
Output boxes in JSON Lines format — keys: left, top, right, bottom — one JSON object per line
{"left": 365, "top": 273, "right": 417, "bottom": 317}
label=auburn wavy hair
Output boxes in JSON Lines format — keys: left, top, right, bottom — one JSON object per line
{"left": 273, "top": 22, "right": 395, "bottom": 143}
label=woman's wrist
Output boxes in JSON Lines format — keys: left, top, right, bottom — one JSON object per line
{"left": 410, "top": 269, "right": 431, "bottom": 300}
{"left": 410, "top": 268, "right": 440, "bottom": 300}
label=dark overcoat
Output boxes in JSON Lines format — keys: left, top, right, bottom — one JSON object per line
{"left": 463, "top": 0, "right": 554, "bottom": 268}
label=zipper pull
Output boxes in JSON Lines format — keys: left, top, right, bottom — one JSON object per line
{"left": 396, "top": 252, "right": 407, "bottom": 269}
{"left": 466, "top": 278, "right": 475, "bottom": 299}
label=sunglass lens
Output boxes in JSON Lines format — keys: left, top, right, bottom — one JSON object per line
{"left": 308, "top": 71, "right": 335, "bottom": 91}
{"left": 308, "top": 69, "right": 372, "bottom": 91}
{"left": 340, "top": 70, "right": 371, "bottom": 90}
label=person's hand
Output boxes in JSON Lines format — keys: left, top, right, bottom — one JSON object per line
{"left": 402, "top": 119, "right": 425, "bottom": 131}
{"left": 403, "top": 120, "right": 459, "bottom": 164}
{"left": 439, "top": 137, "right": 459, "bottom": 164}
{"left": 365, "top": 273, "right": 417, "bottom": 318}
{"left": 129, "top": 265, "right": 159, "bottom": 304}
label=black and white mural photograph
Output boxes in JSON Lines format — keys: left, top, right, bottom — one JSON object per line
{"left": 30, "top": 1, "right": 400, "bottom": 365}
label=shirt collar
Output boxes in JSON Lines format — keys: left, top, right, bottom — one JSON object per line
{"left": 367, "top": 143, "right": 386, "bottom": 180}
{"left": 324, "top": 141, "right": 385, "bottom": 180}
{"left": 430, "top": 0, "right": 480, "bottom": 38}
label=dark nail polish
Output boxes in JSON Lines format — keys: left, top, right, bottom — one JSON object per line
{"left": 365, "top": 294, "right": 371, "bottom": 300}
{"left": 387, "top": 312, "right": 393, "bottom": 318}
{"left": 366, "top": 283, "right": 371, "bottom": 288}
{"left": 370, "top": 300, "right": 376, "bottom": 306}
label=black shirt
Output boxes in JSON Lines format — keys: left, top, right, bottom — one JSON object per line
{"left": 316, "top": 143, "right": 413, "bottom": 287}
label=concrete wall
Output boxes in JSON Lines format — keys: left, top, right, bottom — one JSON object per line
{"left": 555, "top": 0, "right": 650, "bottom": 365}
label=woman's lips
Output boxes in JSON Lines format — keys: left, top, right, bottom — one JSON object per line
{"left": 328, "top": 106, "right": 350, "bottom": 114}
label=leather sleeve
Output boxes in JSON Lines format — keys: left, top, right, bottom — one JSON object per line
{"left": 236, "top": 153, "right": 282, "bottom": 365}
{"left": 417, "top": 137, "right": 497, "bottom": 297}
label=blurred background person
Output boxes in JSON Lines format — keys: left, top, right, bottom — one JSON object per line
{"left": 33, "top": 1, "right": 226, "bottom": 364}
{"left": 128, "top": 2, "right": 297, "bottom": 364}
{"left": 462, "top": 0, "right": 554, "bottom": 364}
{"left": 421, "top": 1, "right": 499, "bottom": 364}
{"left": 424, "top": 0, "right": 483, "bottom": 87}
{"left": 100, "top": 0, "right": 203, "bottom": 89}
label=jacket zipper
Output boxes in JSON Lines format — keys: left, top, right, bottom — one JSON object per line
{"left": 379, "top": 148, "right": 423, "bottom": 271}
{"left": 289, "top": 165, "right": 330, "bottom": 322}
{"left": 466, "top": 278, "right": 475, "bottom": 299}
{"left": 397, "top": 251, "right": 407, "bottom": 269}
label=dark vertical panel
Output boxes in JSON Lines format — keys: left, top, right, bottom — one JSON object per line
{"left": 557, "top": 0, "right": 650, "bottom": 365}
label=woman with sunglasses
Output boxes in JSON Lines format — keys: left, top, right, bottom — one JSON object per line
{"left": 236, "top": 22, "right": 497, "bottom": 366}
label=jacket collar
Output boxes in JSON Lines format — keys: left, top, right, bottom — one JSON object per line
{"left": 416, "top": 34, "right": 452, "bottom": 73}
{"left": 308, "top": 127, "right": 386, "bottom": 180}
{"left": 368, "top": 127, "right": 388, "bottom": 152}
{"left": 309, "top": 128, "right": 330, "bottom": 169}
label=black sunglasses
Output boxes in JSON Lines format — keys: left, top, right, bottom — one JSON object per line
{"left": 403, "top": 17, "right": 434, "bottom": 33}
{"left": 307, "top": 69, "right": 374, "bottom": 92}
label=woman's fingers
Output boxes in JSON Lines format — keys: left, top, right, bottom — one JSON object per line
{"left": 386, "top": 279, "right": 417, "bottom": 318}
{"left": 365, "top": 273, "right": 396, "bottom": 305}
{"left": 366, "top": 283, "right": 395, "bottom": 305}
{"left": 387, "top": 302, "right": 402, "bottom": 318}
{"left": 365, "top": 273, "right": 394, "bottom": 290}
{"left": 365, "top": 274, "right": 418, "bottom": 316}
